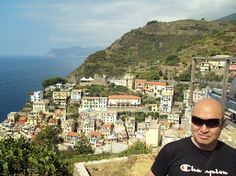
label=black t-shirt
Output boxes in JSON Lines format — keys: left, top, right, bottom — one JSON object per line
{"left": 151, "top": 137, "right": 236, "bottom": 176}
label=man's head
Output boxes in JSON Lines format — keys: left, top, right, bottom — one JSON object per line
{"left": 191, "top": 98, "right": 225, "bottom": 151}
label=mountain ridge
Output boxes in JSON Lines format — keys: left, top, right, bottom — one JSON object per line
{"left": 66, "top": 14, "right": 236, "bottom": 82}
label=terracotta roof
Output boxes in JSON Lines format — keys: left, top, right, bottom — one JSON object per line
{"left": 90, "top": 131, "right": 101, "bottom": 137}
{"left": 146, "top": 82, "right": 166, "bottom": 86}
{"left": 229, "top": 64, "right": 236, "bottom": 71}
{"left": 108, "top": 95, "right": 141, "bottom": 99}
{"left": 102, "top": 123, "right": 112, "bottom": 128}
{"left": 67, "top": 132, "right": 78, "bottom": 137}
{"left": 18, "top": 117, "right": 27, "bottom": 123}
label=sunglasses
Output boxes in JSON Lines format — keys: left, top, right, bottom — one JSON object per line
{"left": 191, "top": 115, "right": 223, "bottom": 128}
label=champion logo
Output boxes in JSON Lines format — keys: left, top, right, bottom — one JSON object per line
{"left": 180, "top": 164, "right": 202, "bottom": 173}
{"left": 180, "top": 164, "right": 190, "bottom": 172}
{"left": 180, "top": 164, "right": 228, "bottom": 175}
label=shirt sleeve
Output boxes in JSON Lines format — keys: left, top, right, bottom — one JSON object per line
{"left": 151, "top": 145, "right": 172, "bottom": 176}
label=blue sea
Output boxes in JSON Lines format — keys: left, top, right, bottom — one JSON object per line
{"left": 0, "top": 56, "right": 84, "bottom": 122}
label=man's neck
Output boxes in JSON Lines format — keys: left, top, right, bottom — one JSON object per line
{"left": 191, "top": 137, "right": 218, "bottom": 151}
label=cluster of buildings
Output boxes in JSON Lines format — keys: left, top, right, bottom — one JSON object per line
{"left": 1, "top": 56, "right": 236, "bottom": 152}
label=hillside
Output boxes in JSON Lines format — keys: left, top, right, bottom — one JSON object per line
{"left": 215, "top": 13, "right": 236, "bottom": 22}
{"left": 67, "top": 19, "right": 236, "bottom": 82}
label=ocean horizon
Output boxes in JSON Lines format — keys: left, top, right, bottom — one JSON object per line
{"left": 0, "top": 55, "right": 84, "bottom": 122}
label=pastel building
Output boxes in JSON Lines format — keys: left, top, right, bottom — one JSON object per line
{"left": 70, "top": 89, "right": 82, "bottom": 102}
{"left": 79, "top": 97, "right": 108, "bottom": 112}
{"left": 32, "top": 100, "right": 48, "bottom": 112}
{"left": 7, "top": 112, "right": 18, "bottom": 122}
{"left": 160, "top": 86, "right": 174, "bottom": 113}
{"left": 145, "top": 82, "right": 167, "bottom": 97}
{"left": 184, "top": 88, "right": 207, "bottom": 106}
{"left": 109, "top": 73, "right": 134, "bottom": 89}
{"left": 27, "top": 111, "right": 43, "bottom": 125}
{"left": 113, "top": 119, "right": 126, "bottom": 140}
{"left": 30, "top": 91, "right": 43, "bottom": 102}
{"left": 108, "top": 95, "right": 141, "bottom": 107}
{"left": 125, "top": 117, "right": 136, "bottom": 137}
{"left": 82, "top": 118, "right": 95, "bottom": 135}
{"left": 98, "top": 111, "right": 117, "bottom": 124}
{"left": 52, "top": 91, "right": 68, "bottom": 106}
{"left": 134, "top": 79, "right": 147, "bottom": 92}
{"left": 145, "top": 120, "right": 161, "bottom": 147}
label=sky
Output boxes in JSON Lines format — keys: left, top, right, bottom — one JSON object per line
{"left": 0, "top": 0, "right": 235, "bottom": 56}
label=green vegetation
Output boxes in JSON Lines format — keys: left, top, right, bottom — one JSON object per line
{"left": 163, "top": 54, "right": 180, "bottom": 65}
{"left": 35, "top": 125, "right": 63, "bottom": 148}
{"left": 175, "top": 69, "right": 191, "bottom": 81}
{"left": 74, "top": 135, "right": 94, "bottom": 154}
{"left": 67, "top": 19, "right": 236, "bottom": 82}
{"left": 62, "top": 141, "right": 151, "bottom": 174}
{"left": 204, "top": 71, "right": 223, "bottom": 81}
{"left": 119, "top": 141, "right": 151, "bottom": 156}
{"left": 42, "top": 77, "right": 67, "bottom": 88}
{"left": 118, "top": 111, "right": 159, "bottom": 122}
{"left": 0, "top": 137, "right": 68, "bottom": 175}
{"left": 85, "top": 84, "right": 138, "bottom": 97}
{"left": 174, "top": 84, "right": 189, "bottom": 102}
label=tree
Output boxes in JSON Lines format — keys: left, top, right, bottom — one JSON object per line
{"left": 74, "top": 135, "right": 94, "bottom": 154}
{"left": 35, "top": 125, "right": 63, "bottom": 148}
{"left": 174, "top": 84, "right": 188, "bottom": 102}
{"left": 204, "top": 72, "right": 222, "bottom": 82}
{"left": 112, "top": 85, "right": 129, "bottom": 93}
{"left": 0, "top": 137, "right": 68, "bottom": 175}
{"left": 163, "top": 54, "right": 180, "bottom": 66}
{"left": 176, "top": 69, "right": 191, "bottom": 81}
{"left": 41, "top": 77, "right": 67, "bottom": 88}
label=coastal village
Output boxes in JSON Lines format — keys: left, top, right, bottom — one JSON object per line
{"left": 1, "top": 55, "right": 236, "bottom": 155}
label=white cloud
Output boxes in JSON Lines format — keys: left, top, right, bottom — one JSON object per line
{"left": 14, "top": 0, "right": 236, "bottom": 47}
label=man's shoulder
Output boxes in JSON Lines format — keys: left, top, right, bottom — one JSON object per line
{"left": 218, "top": 140, "right": 236, "bottom": 154}
{"left": 165, "top": 137, "right": 191, "bottom": 149}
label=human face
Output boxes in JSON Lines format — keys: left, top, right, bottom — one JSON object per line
{"left": 191, "top": 99, "right": 224, "bottom": 151}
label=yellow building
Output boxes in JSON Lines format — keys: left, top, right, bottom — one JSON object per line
{"left": 52, "top": 91, "right": 68, "bottom": 105}
{"left": 145, "top": 120, "right": 161, "bottom": 147}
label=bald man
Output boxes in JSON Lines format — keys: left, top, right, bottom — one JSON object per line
{"left": 148, "top": 98, "right": 236, "bottom": 176}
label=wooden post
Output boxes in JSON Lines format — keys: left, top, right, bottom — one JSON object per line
{"left": 221, "top": 59, "right": 230, "bottom": 111}
{"left": 189, "top": 58, "right": 196, "bottom": 107}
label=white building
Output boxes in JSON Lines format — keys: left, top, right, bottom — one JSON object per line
{"left": 108, "top": 73, "right": 134, "bottom": 89}
{"left": 125, "top": 117, "right": 136, "bottom": 137}
{"left": 184, "top": 88, "right": 207, "bottom": 106}
{"left": 70, "top": 89, "right": 82, "bottom": 102}
{"left": 27, "top": 111, "right": 43, "bottom": 125}
{"left": 167, "top": 112, "right": 180, "bottom": 124}
{"left": 160, "top": 86, "right": 174, "bottom": 113}
{"left": 199, "top": 61, "right": 210, "bottom": 72}
{"left": 108, "top": 95, "right": 141, "bottom": 107}
{"left": 79, "top": 96, "right": 107, "bottom": 112}
{"left": 113, "top": 119, "right": 126, "bottom": 137}
{"left": 82, "top": 118, "right": 95, "bottom": 135}
{"left": 52, "top": 91, "right": 69, "bottom": 106}
{"left": 136, "top": 122, "right": 146, "bottom": 137}
{"left": 32, "top": 100, "right": 48, "bottom": 112}
{"left": 30, "top": 91, "right": 43, "bottom": 102}
{"left": 98, "top": 111, "right": 117, "bottom": 124}
{"left": 145, "top": 82, "right": 167, "bottom": 97}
